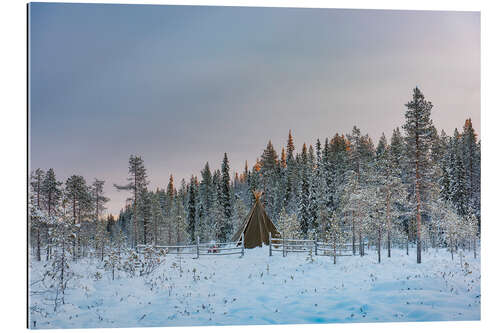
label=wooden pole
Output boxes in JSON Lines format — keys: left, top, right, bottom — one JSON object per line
{"left": 314, "top": 237, "right": 318, "bottom": 256}
{"left": 241, "top": 233, "right": 245, "bottom": 256}
{"left": 282, "top": 232, "right": 285, "bottom": 257}
{"left": 269, "top": 232, "right": 272, "bottom": 256}
{"left": 333, "top": 236, "right": 337, "bottom": 265}
{"left": 196, "top": 236, "right": 200, "bottom": 259}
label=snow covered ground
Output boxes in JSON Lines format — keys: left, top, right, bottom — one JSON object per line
{"left": 28, "top": 246, "right": 480, "bottom": 329}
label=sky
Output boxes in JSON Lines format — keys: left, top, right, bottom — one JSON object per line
{"left": 28, "top": 3, "right": 480, "bottom": 215}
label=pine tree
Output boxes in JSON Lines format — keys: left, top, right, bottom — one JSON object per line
{"left": 65, "top": 175, "right": 88, "bottom": 260}
{"left": 403, "top": 86, "right": 434, "bottom": 264}
{"left": 91, "top": 179, "right": 109, "bottom": 255}
{"left": 91, "top": 179, "right": 109, "bottom": 224}
{"left": 48, "top": 219, "right": 74, "bottom": 311}
{"left": 138, "top": 190, "right": 153, "bottom": 245}
{"left": 42, "top": 168, "right": 62, "bottom": 217}
{"left": 94, "top": 216, "right": 109, "bottom": 261}
{"left": 30, "top": 169, "right": 45, "bottom": 261}
{"left": 151, "top": 191, "right": 165, "bottom": 245}
{"left": 114, "top": 155, "right": 149, "bottom": 248}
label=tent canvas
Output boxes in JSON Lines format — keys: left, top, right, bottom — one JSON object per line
{"left": 231, "top": 191, "right": 280, "bottom": 249}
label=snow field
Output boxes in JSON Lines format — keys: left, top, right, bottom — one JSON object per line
{"left": 28, "top": 246, "right": 480, "bottom": 329}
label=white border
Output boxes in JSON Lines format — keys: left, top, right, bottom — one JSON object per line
{"left": 1, "top": 1, "right": 498, "bottom": 333}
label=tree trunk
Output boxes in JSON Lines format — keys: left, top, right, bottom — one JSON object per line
{"left": 450, "top": 238, "right": 454, "bottom": 260}
{"left": 133, "top": 173, "right": 138, "bottom": 249}
{"left": 154, "top": 216, "right": 158, "bottom": 246}
{"left": 36, "top": 228, "right": 41, "bottom": 261}
{"left": 333, "top": 235, "right": 337, "bottom": 265}
{"left": 46, "top": 224, "right": 51, "bottom": 261}
{"left": 473, "top": 236, "right": 477, "bottom": 259}
{"left": 377, "top": 225, "right": 381, "bottom": 263}
{"left": 386, "top": 193, "right": 391, "bottom": 258}
{"left": 406, "top": 233, "right": 409, "bottom": 256}
{"left": 352, "top": 211, "right": 356, "bottom": 255}
{"left": 415, "top": 137, "right": 422, "bottom": 264}
{"left": 415, "top": 181, "right": 422, "bottom": 263}
{"left": 60, "top": 230, "right": 66, "bottom": 305}
{"left": 359, "top": 230, "right": 363, "bottom": 256}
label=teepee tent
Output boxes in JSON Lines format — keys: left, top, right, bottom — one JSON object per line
{"left": 231, "top": 191, "right": 280, "bottom": 249}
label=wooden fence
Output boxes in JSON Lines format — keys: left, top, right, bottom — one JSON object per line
{"left": 136, "top": 234, "right": 245, "bottom": 259}
{"left": 269, "top": 232, "right": 356, "bottom": 259}
{"left": 136, "top": 231, "right": 359, "bottom": 262}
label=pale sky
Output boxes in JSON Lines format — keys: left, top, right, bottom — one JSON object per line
{"left": 28, "top": 3, "right": 480, "bottom": 215}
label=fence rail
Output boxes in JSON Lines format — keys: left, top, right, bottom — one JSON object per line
{"left": 136, "top": 232, "right": 358, "bottom": 261}
{"left": 269, "top": 232, "right": 356, "bottom": 260}
{"left": 136, "top": 234, "right": 245, "bottom": 258}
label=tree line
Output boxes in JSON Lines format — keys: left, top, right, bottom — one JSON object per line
{"left": 30, "top": 87, "right": 480, "bottom": 265}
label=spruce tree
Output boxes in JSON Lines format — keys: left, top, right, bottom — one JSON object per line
{"left": 199, "top": 162, "right": 213, "bottom": 242}
{"left": 220, "top": 153, "right": 232, "bottom": 241}
{"left": 461, "top": 118, "right": 481, "bottom": 230}
{"left": 402, "top": 86, "right": 434, "bottom": 264}
{"left": 285, "top": 130, "right": 297, "bottom": 211}
{"left": 173, "top": 195, "right": 188, "bottom": 245}
{"left": 376, "top": 134, "right": 405, "bottom": 257}
{"left": 450, "top": 129, "right": 468, "bottom": 216}
{"left": 187, "top": 176, "right": 197, "bottom": 243}
{"left": 260, "top": 141, "right": 279, "bottom": 218}
{"left": 298, "top": 143, "right": 312, "bottom": 236}
{"left": 347, "top": 126, "right": 363, "bottom": 182}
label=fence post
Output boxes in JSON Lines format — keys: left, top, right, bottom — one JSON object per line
{"left": 282, "top": 232, "right": 285, "bottom": 257}
{"left": 196, "top": 236, "right": 200, "bottom": 259}
{"left": 241, "top": 233, "right": 245, "bottom": 256}
{"left": 314, "top": 237, "right": 318, "bottom": 256}
{"left": 269, "top": 232, "right": 272, "bottom": 256}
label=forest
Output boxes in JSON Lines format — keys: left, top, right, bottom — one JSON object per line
{"left": 29, "top": 87, "right": 481, "bottom": 308}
